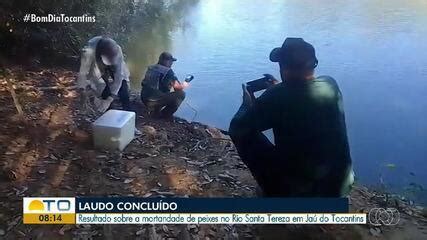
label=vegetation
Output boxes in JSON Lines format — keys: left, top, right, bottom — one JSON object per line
{"left": 0, "top": 0, "right": 198, "bottom": 64}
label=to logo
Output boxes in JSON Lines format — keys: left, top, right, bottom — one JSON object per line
{"left": 28, "top": 199, "right": 70, "bottom": 211}
{"left": 368, "top": 208, "right": 400, "bottom": 226}
{"left": 23, "top": 197, "right": 75, "bottom": 214}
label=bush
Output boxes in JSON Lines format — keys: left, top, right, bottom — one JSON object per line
{"left": 0, "top": 0, "right": 197, "bottom": 64}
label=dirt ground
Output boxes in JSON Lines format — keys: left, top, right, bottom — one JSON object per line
{"left": 0, "top": 66, "right": 426, "bottom": 239}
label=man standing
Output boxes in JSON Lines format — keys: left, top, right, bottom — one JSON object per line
{"left": 140, "top": 52, "right": 189, "bottom": 119}
{"left": 229, "top": 38, "right": 354, "bottom": 197}
{"left": 77, "top": 36, "right": 131, "bottom": 112}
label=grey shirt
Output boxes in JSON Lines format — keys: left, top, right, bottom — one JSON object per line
{"left": 77, "top": 36, "right": 130, "bottom": 96}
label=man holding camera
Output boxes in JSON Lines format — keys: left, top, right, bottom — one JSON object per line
{"left": 229, "top": 38, "right": 354, "bottom": 197}
{"left": 140, "top": 52, "right": 190, "bottom": 119}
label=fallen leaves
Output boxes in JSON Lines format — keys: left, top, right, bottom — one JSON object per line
{"left": 369, "top": 227, "right": 382, "bottom": 237}
{"left": 142, "top": 125, "right": 157, "bottom": 136}
{"left": 206, "top": 127, "right": 231, "bottom": 140}
{"left": 72, "top": 129, "right": 90, "bottom": 142}
{"left": 12, "top": 186, "right": 28, "bottom": 196}
{"left": 128, "top": 166, "right": 143, "bottom": 175}
{"left": 106, "top": 173, "right": 121, "bottom": 180}
{"left": 96, "top": 155, "right": 108, "bottom": 159}
{"left": 218, "top": 173, "right": 236, "bottom": 182}
{"left": 58, "top": 225, "right": 74, "bottom": 236}
{"left": 124, "top": 178, "right": 134, "bottom": 184}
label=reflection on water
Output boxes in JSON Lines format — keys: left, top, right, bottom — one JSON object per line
{"left": 125, "top": 0, "right": 427, "bottom": 203}
{"left": 125, "top": 0, "right": 198, "bottom": 89}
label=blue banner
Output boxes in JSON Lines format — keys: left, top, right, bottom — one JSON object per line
{"left": 76, "top": 198, "right": 348, "bottom": 213}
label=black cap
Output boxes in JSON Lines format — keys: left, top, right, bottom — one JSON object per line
{"left": 270, "top": 38, "right": 318, "bottom": 69}
{"left": 159, "top": 52, "right": 177, "bottom": 62}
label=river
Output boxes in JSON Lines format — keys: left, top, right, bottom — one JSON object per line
{"left": 125, "top": 0, "right": 427, "bottom": 202}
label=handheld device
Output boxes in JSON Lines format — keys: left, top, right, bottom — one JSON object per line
{"left": 246, "top": 74, "right": 276, "bottom": 92}
{"left": 184, "top": 74, "right": 195, "bottom": 82}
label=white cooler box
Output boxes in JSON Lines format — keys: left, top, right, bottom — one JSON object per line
{"left": 92, "top": 110, "right": 135, "bottom": 151}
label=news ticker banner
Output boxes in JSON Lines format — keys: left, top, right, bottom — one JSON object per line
{"left": 23, "top": 197, "right": 367, "bottom": 225}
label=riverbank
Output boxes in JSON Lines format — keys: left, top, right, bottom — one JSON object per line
{"left": 0, "top": 65, "right": 426, "bottom": 239}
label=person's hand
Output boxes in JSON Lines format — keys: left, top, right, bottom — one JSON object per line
{"left": 94, "top": 96, "right": 114, "bottom": 113}
{"left": 182, "top": 81, "right": 190, "bottom": 89}
{"left": 173, "top": 80, "right": 189, "bottom": 90}
{"left": 77, "top": 76, "right": 89, "bottom": 90}
{"left": 263, "top": 74, "right": 279, "bottom": 85}
{"left": 241, "top": 84, "right": 253, "bottom": 107}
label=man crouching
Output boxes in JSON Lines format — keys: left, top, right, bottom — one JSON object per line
{"left": 140, "top": 52, "right": 189, "bottom": 119}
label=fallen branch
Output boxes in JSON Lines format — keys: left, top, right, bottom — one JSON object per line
{"left": 5, "top": 78, "right": 24, "bottom": 117}
{"left": 0, "top": 79, "right": 78, "bottom": 92}
{"left": 189, "top": 140, "right": 203, "bottom": 152}
{"left": 15, "top": 85, "right": 77, "bottom": 92}
{"left": 36, "top": 85, "right": 78, "bottom": 91}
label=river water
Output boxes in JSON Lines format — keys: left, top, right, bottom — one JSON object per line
{"left": 126, "top": 0, "right": 427, "bottom": 202}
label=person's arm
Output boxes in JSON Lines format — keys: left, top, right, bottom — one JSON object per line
{"left": 77, "top": 46, "right": 94, "bottom": 90}
{"left": 173, "top": 80, "right": 189, "bottom": 91}
{"left": 229, "top": 85, "right": 278, "bottom": 138}
{"left": 109, "top": 46, "right": 129, "bottom": 96}
{"left": 160, "top": 69, "right": 189, "bottom": 92}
